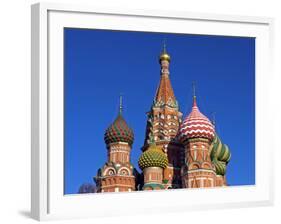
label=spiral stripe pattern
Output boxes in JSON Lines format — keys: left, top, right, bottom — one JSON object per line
{"left": 210, "top": 135, "right": 231, "bottom": 175}
{"left": 104, "top": 115, "right": 134, "bottom": 146}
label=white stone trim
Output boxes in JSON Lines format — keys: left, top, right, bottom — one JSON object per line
{"left": 188, "top": 169, "right": 215, "bottom": 174}
{"left": 118, "top": 167, "right": 132, "bottom": 176}
{"left": 102, "top": 167, "right": 116, "bottom": 176}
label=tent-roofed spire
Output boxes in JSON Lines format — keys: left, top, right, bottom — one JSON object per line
{"left": 154, "top": 41, "right": 177, "bottom": 108}
{"left": 154, "top": 73, "right": 177, "bottom": 106}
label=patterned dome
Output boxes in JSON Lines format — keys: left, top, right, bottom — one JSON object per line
{"left": 210, "top": 135, "right": 231, "bottom": 175}
{"left": 104, "top": 114, "right": 134, "bottom": 146}
{"left": 138, "top": 143, "right": 168, "bottom": 170}
{"left": 212, "top": 159, "right": 227, "bottom": 176}
{"left": 210, "top": 135, "right": 231, "bottom": 163}
{"left": 178, "top": 96, "right": 215, "bottom": 143}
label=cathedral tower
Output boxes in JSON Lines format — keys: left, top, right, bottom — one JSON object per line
{"left": 178, "top": 90, "right": 217, "bottom": 188}
{"left": 94, "top": 96, "right": 136, "bottom": 193}
{"left": 142, "top": 43, "right": 184, "bottom": 189}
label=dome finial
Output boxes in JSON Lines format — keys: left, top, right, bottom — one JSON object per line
{"left": 159, "top": 38, "right": 171, "bottom": 63}
{"left": 163, "top": 38, "right": 167, "bottom": 54}
{"left": 192, "top": 81, "right": 197, "bottom": 107}
{"left": 119, "top": 93, "right": 123, "bottom": 115}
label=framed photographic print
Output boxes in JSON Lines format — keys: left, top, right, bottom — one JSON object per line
{"left": 31, "top": 2, "right": 274, "bottom": 221}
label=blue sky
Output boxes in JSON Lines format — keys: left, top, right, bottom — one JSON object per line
{"left": 64, "top": 28, "right": 255, "bottom": 194}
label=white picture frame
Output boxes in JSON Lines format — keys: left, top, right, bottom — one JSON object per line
{"left": 31, "top": 2, "right": 274, "bottom": 221}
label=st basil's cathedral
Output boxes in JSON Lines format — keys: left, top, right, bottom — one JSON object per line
{"left": 94, "top": 45, "right": 231, "bottom": 192}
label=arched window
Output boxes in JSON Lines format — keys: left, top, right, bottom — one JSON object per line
{"left": 189, "top": 163, "right": 200, "bottom": 170}
{"left": 118, "top": 167, "right": 130, "bottom": 176}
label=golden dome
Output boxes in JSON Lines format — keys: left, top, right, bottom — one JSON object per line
{"left": 159, "top": 40, "right": 171, "bottom": 63}
{"left": 159, "top": 52, "right": 171, "bottom": 63}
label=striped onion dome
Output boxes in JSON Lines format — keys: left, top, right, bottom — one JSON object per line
{"left": 210, "top": 135, "right": 231, "bottom": 175}
{"left": 138, "top": 142, "right": 168, "bottom": 170}
{"left": 178, "top": 96, "right": 215, "bottom": 143}
{"left": 212, "top": 160, "right": 226, "bottom": 176}
{"left": 104, "top": 114, "right": 134, "bottom": 146}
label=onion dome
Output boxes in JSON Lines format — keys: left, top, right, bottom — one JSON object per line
{"left": 178, "top": 96, "right": 215, "bottom": 143}
{"left": 138, "top": 142, "right": 168, "bottom": 170}
{"left": 159, "top": 52, "right": 170, "bottom": 63}
{"left": 104, "top": 114, "right": 134, "bottom": 146}
{"left": 210, "top": 135, "right": 231, "bottom": 175}
{"left": 159, "top": 41, "right": 171, "bottom": 63}
{"left": 210, "top": 135, "right": 231, "bottom": 163}
{"left": 104, "top": 96, "right": 134, "bottom": 146}
{"left": 212, "top": 159, "right": 227, "bottom": 176}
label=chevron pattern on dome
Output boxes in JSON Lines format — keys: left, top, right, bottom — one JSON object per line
{"left": 178, "top": 97, "right": 215, "bottom": 143}
{"left": 104, "top": 114, "right": 134, "bottom": 146}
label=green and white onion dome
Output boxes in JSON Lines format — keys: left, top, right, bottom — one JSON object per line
{"left": 210, "top": 135, "right": 231, "bottom": 176}
{"left": 138, "top": 143, "right": 168, "bottom": 170}
{"left": 212, "top": 159, "right": 227, "bottom": 176}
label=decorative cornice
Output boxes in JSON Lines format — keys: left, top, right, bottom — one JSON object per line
{"left": 186, "top": 138, "right": 211, "bottom": 143}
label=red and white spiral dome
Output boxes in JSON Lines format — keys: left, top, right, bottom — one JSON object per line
{"left": 178, "top": 97, "right": 215, "bottom": 143}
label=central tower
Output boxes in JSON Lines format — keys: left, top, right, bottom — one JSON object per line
{"left": 141, "top": 44, "right": 184, "bottom": 189}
